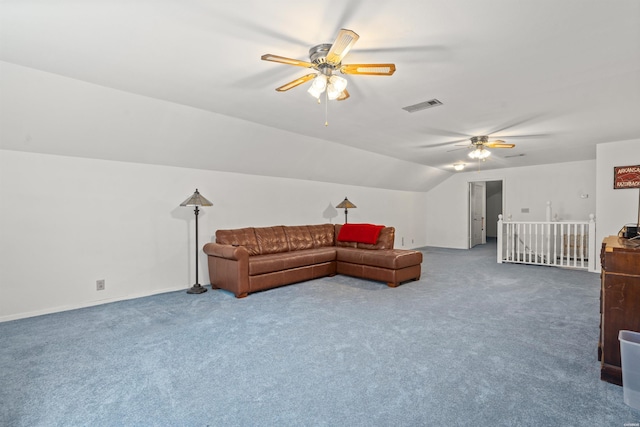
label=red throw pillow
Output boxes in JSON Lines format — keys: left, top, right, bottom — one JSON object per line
{"left": 337, "top": 223, "right": 385, "bottom": 244}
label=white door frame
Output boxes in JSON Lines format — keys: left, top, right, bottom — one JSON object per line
{"left": 468, "top": 179, "right": 506, "bottom": 249}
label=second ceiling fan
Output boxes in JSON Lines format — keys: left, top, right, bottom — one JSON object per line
{"left": 452, "top": 136, "right": 516, "bottom": 160}
{"left": 261, "top": 29, "right": 396, "bottom": 102}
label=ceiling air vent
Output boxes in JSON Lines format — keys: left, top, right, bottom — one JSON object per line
{"left": 402, "top": 99, "right": 443, "bottom": 113}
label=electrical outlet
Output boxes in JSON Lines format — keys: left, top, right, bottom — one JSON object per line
{"left": 96, "top": 279, "right": 105, "bottom": 291}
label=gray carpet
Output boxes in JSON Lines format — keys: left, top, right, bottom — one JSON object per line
{"left": 1, "top": 241, "right": 638, "bottom": 426}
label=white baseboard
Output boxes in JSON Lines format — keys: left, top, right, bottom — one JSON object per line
{"left": 0, "top": 285, "right": 191, "bottom": 323}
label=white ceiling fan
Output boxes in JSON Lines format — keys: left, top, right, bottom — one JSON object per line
{"left": 261, "top": 29, "right": 396, "bottom": 102}
{"left": 449, "top": 136, "right": 516, "bottom": 171}
{"left": 445, "top": 135, "right": 516, "bottom": 160}
{"left": 464, "top": 136, "right": 515, "bottom": 159}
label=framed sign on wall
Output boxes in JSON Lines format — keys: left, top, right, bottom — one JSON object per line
{"left": 614, "top": 165, "right": 640, "bottom": 189}
{"left": 614, "top": 165, "right": 640, "bottom": 240}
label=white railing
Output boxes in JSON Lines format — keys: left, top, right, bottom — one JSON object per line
{"left": 497, "top": 214, "right": 596, "bottom": 272}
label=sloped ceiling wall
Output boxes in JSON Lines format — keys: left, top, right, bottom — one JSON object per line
{"left": 0, "top": 61, "right": 450, "bottom": 192}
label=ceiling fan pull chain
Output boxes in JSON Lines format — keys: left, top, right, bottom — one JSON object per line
{"left": 325, "top": 90, "right": 329, "bottom": 126}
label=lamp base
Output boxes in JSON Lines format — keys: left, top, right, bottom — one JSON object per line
{"left": 186, "top": 284, "right": 208, "bottom": 294}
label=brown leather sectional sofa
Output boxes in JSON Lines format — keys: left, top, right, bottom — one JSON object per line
{"left": 203, "top": 223, "right": 422, "bottom": 298}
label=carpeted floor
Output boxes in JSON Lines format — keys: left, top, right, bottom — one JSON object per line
{"left": 1, "top": 240, "right": 638, "bottom": 426}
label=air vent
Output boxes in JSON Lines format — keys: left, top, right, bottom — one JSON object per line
{"left": 402, "top": 99, "right": 443, "bottom": 113}
{"left": 504, "top": 153, "right": 526, "bottom": 158}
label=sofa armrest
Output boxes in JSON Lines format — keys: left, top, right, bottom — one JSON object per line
{"left": 203, "top": 242, "right": 249, "bottom": 261}
{"left": 202, "top": 242, "right": 250, "bottom": 298}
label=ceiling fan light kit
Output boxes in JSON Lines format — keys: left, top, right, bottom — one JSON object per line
{"left": 469, "top": 147, "right": 491, "bottom": 160}
{"left": 307, "top": 73, "right": 348, "bottom": 101}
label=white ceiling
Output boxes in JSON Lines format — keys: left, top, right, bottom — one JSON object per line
{"left": 1, "top": 0, "right": 639, "bottom": 173}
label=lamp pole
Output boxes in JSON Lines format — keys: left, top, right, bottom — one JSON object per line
{"left": 189, "top": 205, "right": 204, "bottom": 294}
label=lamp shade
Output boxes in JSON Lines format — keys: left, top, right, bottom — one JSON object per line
{"left": 336, "top": 197, "right": 356, "bottom": 209}
{"left": 180, "top": 189, "right": 213, "bottom": 207}
{"left": 311, "top": 74, "right": 328, "bottom": 91}
{"left": 329, "top": 75, "right": 347, "bottom": 92}
{"left": 336, "top": 196, "right": 356, "bottom": 224}
{"left": 327, "top": 76, "right": 348, "bottom": 100}
{"left": 307, "top": 85, "right": 323, "bottom": 99}
{"left": 307, "top": 74, "right": 327, "bottom": 99}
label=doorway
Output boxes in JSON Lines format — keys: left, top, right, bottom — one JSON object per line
{"left": 469, "top": 180, "right": 504, "bottom": 248}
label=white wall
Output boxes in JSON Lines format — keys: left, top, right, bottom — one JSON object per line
{"left": 0, "top": 150, "right": 427, "bottom": 321}
{"left": 1, "top": 142, "right": 633, "bottom": 321}
{"left": 595, "top": 138, "right": 640, "bottom": 270}
{"left": 424, "top": 160, "right": 597, "bottom": 249}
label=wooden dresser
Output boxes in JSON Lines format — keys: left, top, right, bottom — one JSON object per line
{"left": 599, "top": 235, "right": 640, "bottom": 385}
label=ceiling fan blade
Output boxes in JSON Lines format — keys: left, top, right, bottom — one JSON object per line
{"left": 446, "top": 146, "right": 470, "bottom": 152}
{"left": 261, "top": 54, "right": 314, "bottom": 68}
{"left": 420, "top": 138, "right": 468, "bottom": 148}
{"left": 326, "top": 29, "right": 359, "bottom": 65}
{"left": 340, "top": 63, "right": 396, "bottom": 76}
{"left": 488, "top": 115, "right": 547, "bottom": 135}
{"left": 354, "top": 45, "right": 447, "bottom": 54}
{"left": 486, "top": 140, "right": 516, "bottom": 148}
{"left": 275, "top": 73, "right": 317, "bottom": 92}
{"left": 491, "top": 134, "right": 550, "bottom": 139}
{"left": 336, "top": 89, "right": 350, "bottom": 101}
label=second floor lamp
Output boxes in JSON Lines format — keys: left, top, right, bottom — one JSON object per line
{"left": 180, "top": 189, "right": 213, "bottom": 294}
{"left": 336, "top": 197, "right": 356, "bottom": 224}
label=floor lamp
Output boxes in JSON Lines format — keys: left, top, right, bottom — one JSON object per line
{"left": 180, "top": 189, "right": 213, "bottom": 294}
{"left": 336, "top": 197, "right": 356, "bottom": 224}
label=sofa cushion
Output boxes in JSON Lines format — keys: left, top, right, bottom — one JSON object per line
{"left": 255, "top": 226, "right": 289, "bottom": 254}
{"left": 334, "top": 224, "right": 357, "bottom": 248}
{"left": 249, "top": 248, "right": 337, "bottom": 276}
{"left": 335, "top": 240, "right": 357, "bottom": 248}
{"left": 307, "top": 224, "right": 335, "bottom": 248}
{"left": 336, "top": 248, "right": 422, "bottom": 269}
{"left": 357, "top": 227, "right": 395, "bottom": 250}
{"left": 216, "top": 227, "right": 261, "bottom": 256}
{"left": 284, "top": 226, "right": 314, "bottom": 251}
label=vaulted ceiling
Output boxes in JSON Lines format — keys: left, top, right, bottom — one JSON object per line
{"left": 1, "top": 0, "right": 639, "bottom": 174}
